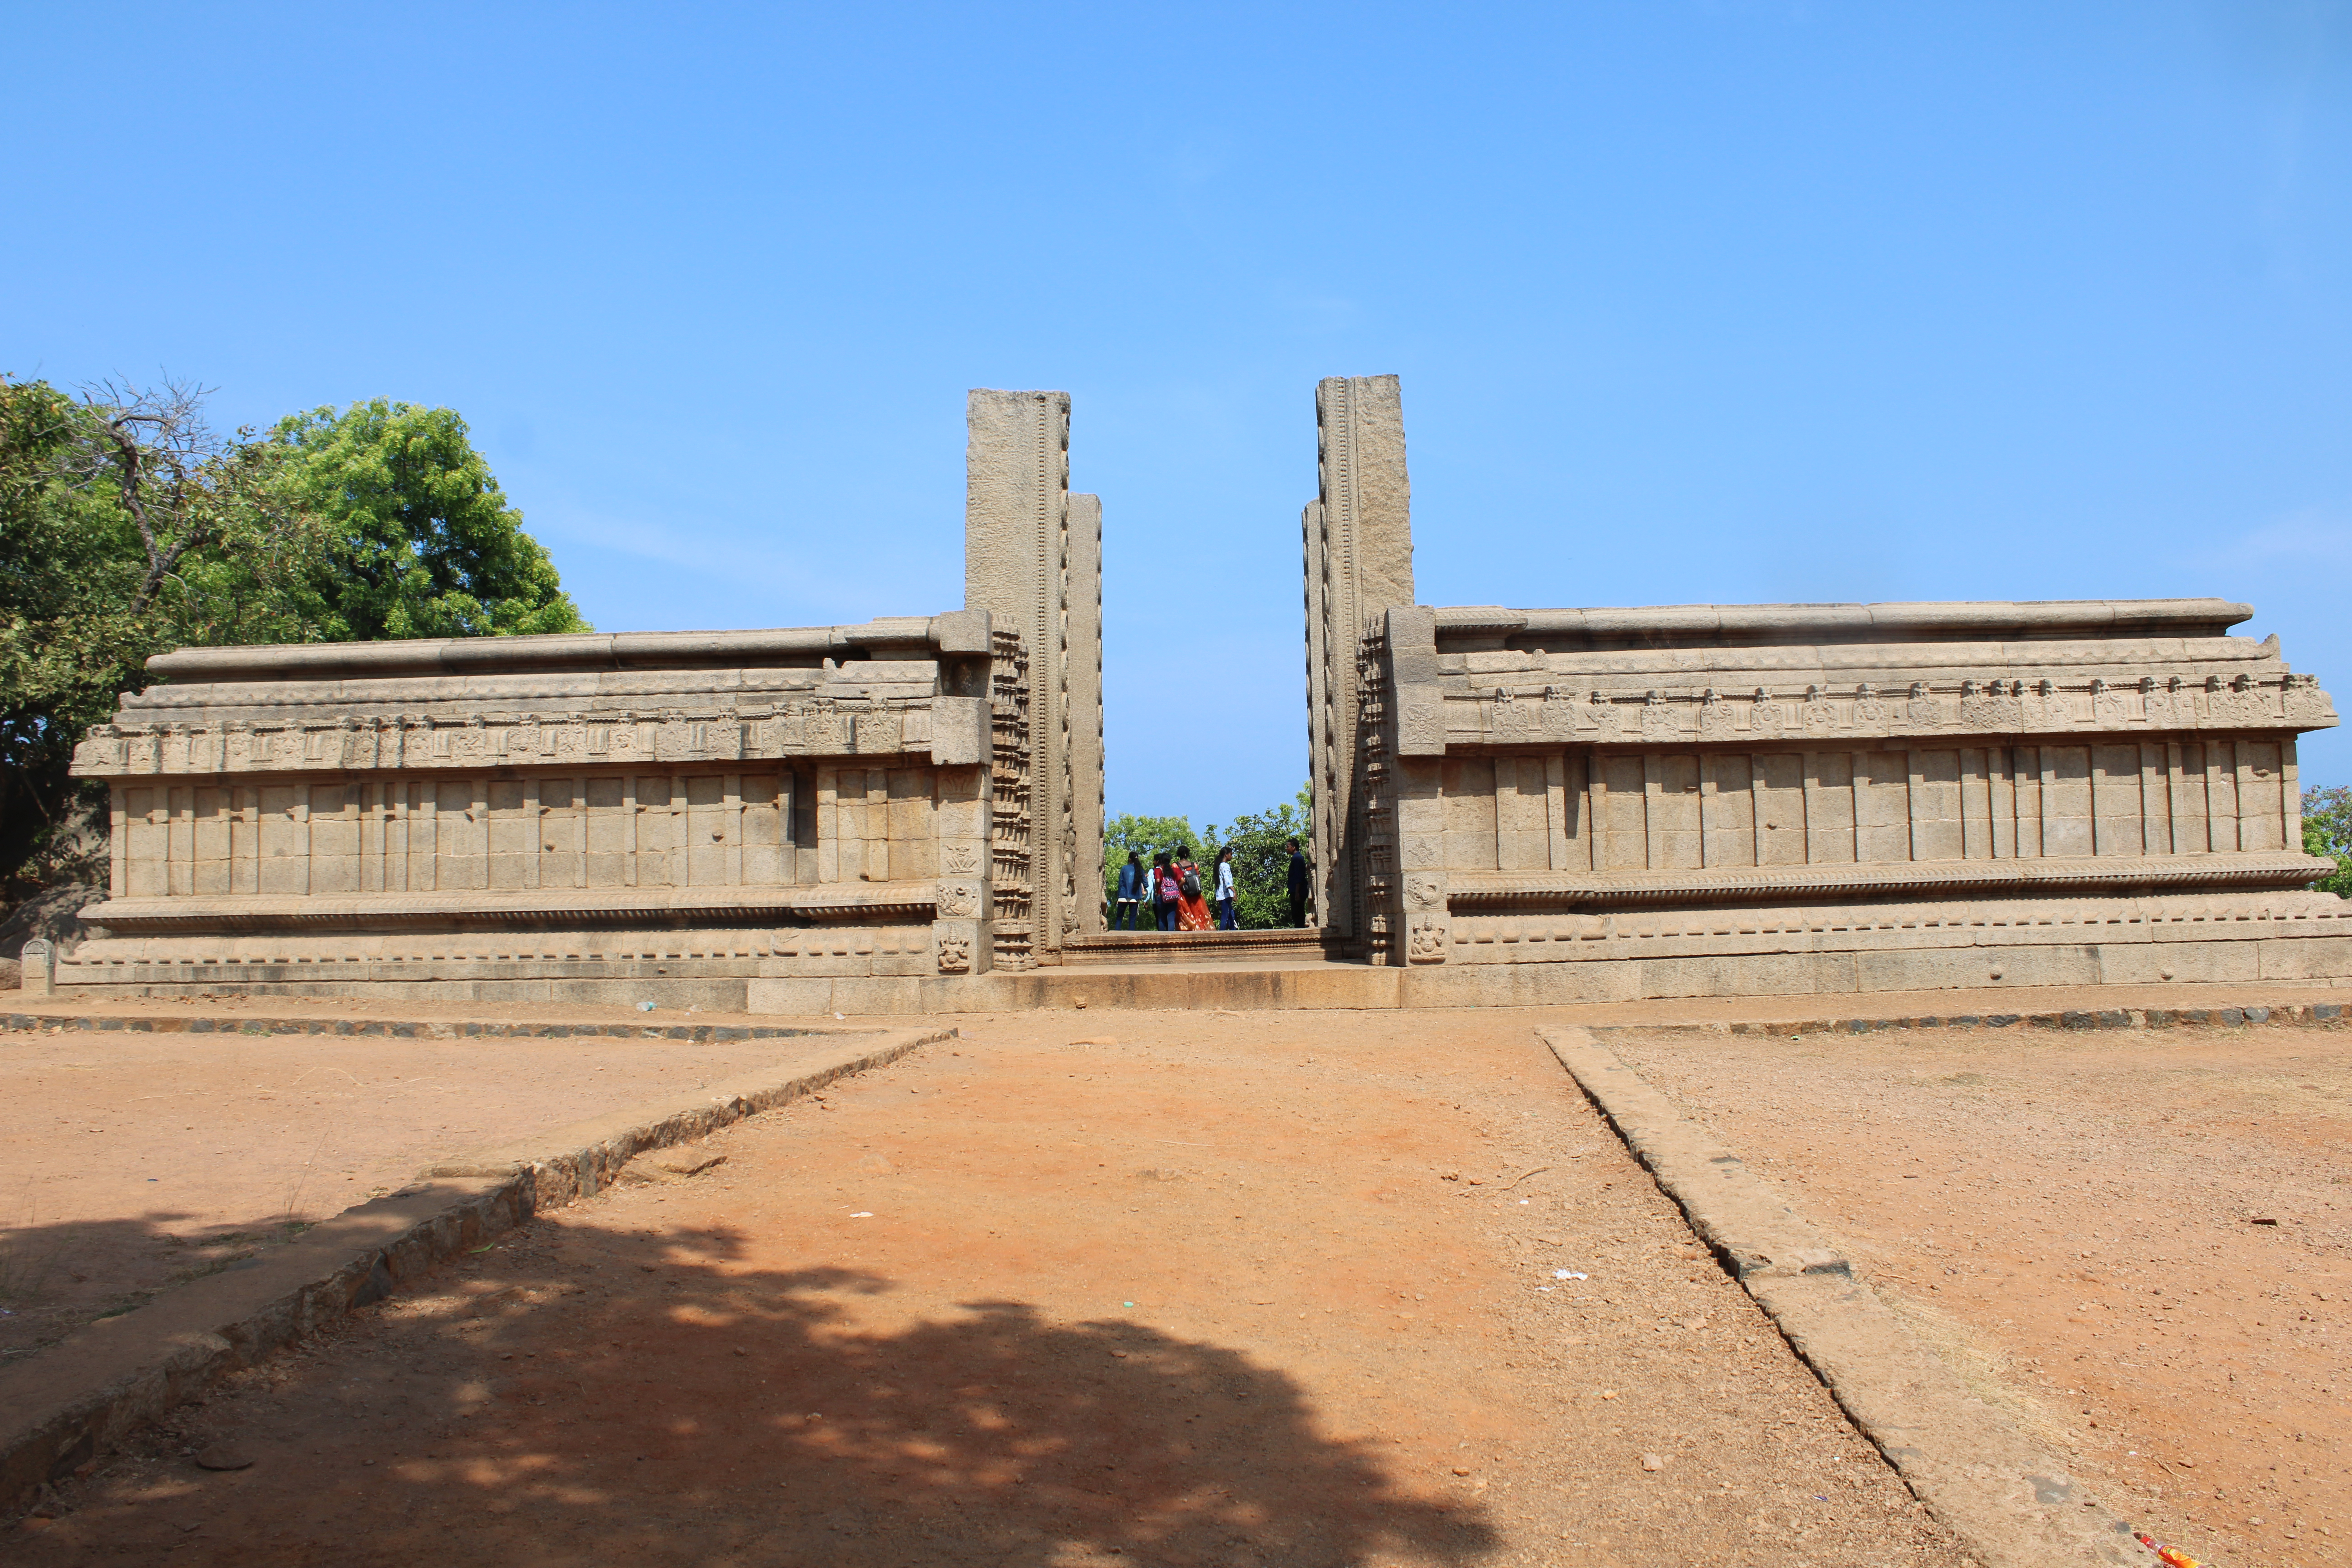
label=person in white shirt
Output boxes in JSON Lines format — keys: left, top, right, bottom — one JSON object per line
{"left": 1214, "top": 846, "right": 1237, "bottom": 930}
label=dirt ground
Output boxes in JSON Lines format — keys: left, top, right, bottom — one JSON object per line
{"left": 16, "top": 1010, "right": 1960, "bottom": 1568}
{"left": 0, "top": 1023, "right": 878, "bottom": 1358}
{"left": 1606, "top": 1021, "right": 2352, "bottom": 1568}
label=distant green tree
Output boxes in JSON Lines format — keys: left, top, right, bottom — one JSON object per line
{"left": 270, "top": 400, "right": 587, "bottom": 641}
{"left": 1213, "top": 782, "right": 1314, "bottom": 928}
{"left": 1103, "top": 812, "right": 1198, "bottom": 907}
{"left": 2304, "top": 785, "right": 2352, "bottom": 898}
{"left": 1103, "top": 787, "right": 1315, "bottom": 929}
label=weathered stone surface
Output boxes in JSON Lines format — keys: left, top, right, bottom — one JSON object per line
{"left": 1303, "top": 375, "right": 1417, "bottom": 955}
{"left": 1312, "top": 379, "right": 2349, "bottom": 987}
{"left": 962, "top": 390, "right": 1102, "bottom": 962}
{"left": 64, "top": 616, "right": 1025, "bottom": 1000}
{"left": 19, "top": 938, "right": 52, "bottom": 998}
{"left": 1067, "top": 492, "right": 1105, "bottom": 936}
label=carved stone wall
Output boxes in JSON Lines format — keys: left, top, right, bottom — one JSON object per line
{"left": 1363, "top": 598, "right": 2340, "bottom": 967}
{"left": 988, "top": 626, "right": 1035, "bottom": 970}
{"left": 63, "top": 614, "right": 1015, "bottom": 1005}
{"left": 1311, "top": 378, "right": 2351, "bottom": 993}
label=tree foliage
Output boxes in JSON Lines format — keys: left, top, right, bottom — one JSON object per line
{"left": 1205, "top": 783, "right": 1314, "bottom": 929}
{"left": 0, "top": 377, "right": 586, "bottom": 897}
{"left": 1104, "top": 785, "right": 1313, "bottom": 929}
{"left": 2305, "top": 785, "right": 2352, "bottom": 898}
{"left": 1103, "top": 813, "right": 1198, "bottom": 902}
{"left": 0, "top": 376, "right": 323, "bottom": 887}
{"left": 270, "top": 400, "right": 586, "bottom": 640}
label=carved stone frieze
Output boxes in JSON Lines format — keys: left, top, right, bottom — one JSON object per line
{"left": 71, "top": 698, "right": 947, "bottom": 779}
{"left": 1451, "top": 673, "right": 2334, "bottom": 744}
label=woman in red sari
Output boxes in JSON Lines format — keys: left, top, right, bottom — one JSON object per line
{"left": 1175, "top": 846, "right": 1214, "bottom": 931}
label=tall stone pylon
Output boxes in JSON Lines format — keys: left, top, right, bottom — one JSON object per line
{"left": 965, "top": 390, "right": 1105, "bottom": 962}
{"left": 1302, "top": 375, "right": 1416, "bottom": 949}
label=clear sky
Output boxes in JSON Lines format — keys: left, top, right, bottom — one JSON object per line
{"left": 11, "top": 3, "right": 2350, "bottom": 831}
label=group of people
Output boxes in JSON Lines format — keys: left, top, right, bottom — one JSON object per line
{"left": 1112, "top": 845, "right": 1235, "bottom": 931}
{"left": 1110, "top": 837, "right": 1314, "bottom": 932}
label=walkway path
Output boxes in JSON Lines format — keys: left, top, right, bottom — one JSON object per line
{"left": 16, "top": 1010, "right": 1956, "bottom": 1567}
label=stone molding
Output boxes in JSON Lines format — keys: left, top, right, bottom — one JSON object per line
{"left": 79, "top": 879, "right": 944, "bottom": 933}
{"left": 71, "top": 700, "right": 955, "bottom": 779}
{"left": 1444, "top": 850, "right": 2333, "bottom": 910}
{"left": 1448, "top": 674, "right": 2335, "bottom": 746}
{"left": 1432, "top": 599, "right": 2253, "bottom": 643}
{"left": 136, "top": 615, "right": 981, "bottom": 682}
{"left": 1441, "top": 889, "right": 2352, "bottom": 969}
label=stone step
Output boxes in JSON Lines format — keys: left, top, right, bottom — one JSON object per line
{"left": 1057, "top": 929, "right": 1353, "bottom": 967}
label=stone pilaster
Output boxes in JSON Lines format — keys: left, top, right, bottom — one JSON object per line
{"left": 965, "top": 390, "right": 1080, "bottom": 960}
{"left": 1303, "top": 375, "right": 1416, "bottom": 945}
{"left": 1067, "top": 492, "right": 1105, "bottom": 935}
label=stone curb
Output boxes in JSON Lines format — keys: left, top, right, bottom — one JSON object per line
{"left": 1537, "top": 1025, "right": 2143, "bottom": 1568}
{"left": 2, "top": 1010, "right": 840, "bottom": 1042}
{"left": 0, "top": 1024, "right": 949, "bottom": 1521}
{"left": 1591, "top": 998, "right": 2346, "bottom": 1040}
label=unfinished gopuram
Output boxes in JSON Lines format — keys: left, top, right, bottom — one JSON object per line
{"left": 39, "top": 377, "right": 2352, "bottom": 1011}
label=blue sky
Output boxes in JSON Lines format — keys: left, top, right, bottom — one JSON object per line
{"left": 10, "top": 2, "right": 2350, "bottom": 830}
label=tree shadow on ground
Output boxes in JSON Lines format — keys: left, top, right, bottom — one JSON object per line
{"left": 0, "top": 1210, "right": 311, "bottom": 1358}
{"left": 19, "top": 1213, "right": 1499, "bottom": 1568}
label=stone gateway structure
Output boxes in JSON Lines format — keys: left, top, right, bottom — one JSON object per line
{"left": 51, "top": 378, "right": 2352, "bottom": 1010}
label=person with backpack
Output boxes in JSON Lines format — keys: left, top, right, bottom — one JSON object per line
{"left": 1214, "top": 845, "right": 1237, "bottom": 930}
{"left": 1175, "top": 845, "right": 1212, "bottom": 931}
{"left": 1112, "top": 849, "right": 1144, "bottom": 930}
{"left": 1152, "top": 851, "right": 1181, "bottom": 932}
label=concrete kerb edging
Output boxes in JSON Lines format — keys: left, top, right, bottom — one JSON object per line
{"left": 0, "top": 1024, "right": 951, "bottom": 1521}
{"left": 1537, "top": 1025, "right": 2142, "bottom": 1568}
{"left": 1590, "top": 999, "right": 2347, "bottom": 1040}
{"left": 2, "top": 1010, "right": 842, "bottom": 1043}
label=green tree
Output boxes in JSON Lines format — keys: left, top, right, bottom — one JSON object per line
{"left": 1104, "top": 785, "right": 1313, "bottom": 929}
{"left": 1103, "top": 812, "right": 1198, "bottom": 909}
{"left": 0, "top": 379, "right": 589, "bottom": 901}
{"left": 1, "top": 376, "right": 321, "bottom": 887}
{"left": 270, "top": 399, "right": 586, "bottom": 641}
{"left": 2304, "top": 785, "right": 2352, "bottom": 898}
{"left": 1213, "top": 782, "right": 1314, "bottom": 929}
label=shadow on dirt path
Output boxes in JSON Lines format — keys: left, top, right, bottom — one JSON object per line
{"left": 19, "top": 1214, "right": 1495, "bottom": 1568}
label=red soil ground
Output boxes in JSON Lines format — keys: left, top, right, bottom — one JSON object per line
{"left": 16, "top": 1010, "right": 1958, "bottom": 1567}
{"left": 1608, "top": 1020, "right": 2351, "bottom": 1568}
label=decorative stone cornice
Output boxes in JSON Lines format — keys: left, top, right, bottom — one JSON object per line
{"left": 69, "top": 699, "right": 959, "bottom": 779}
{"left": 1450, "top": 674, "right": 2335, "bottom": 745}
{"left": 78, "top": 879, "right": 944, "bottom": 934}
